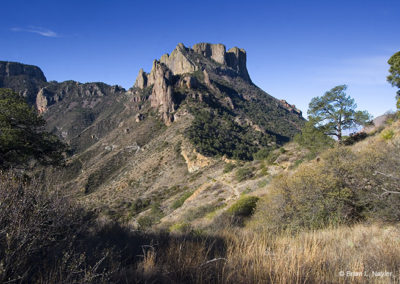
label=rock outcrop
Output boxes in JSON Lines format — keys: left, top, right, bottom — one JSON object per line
{"left": 225, "top": 47, "right": 251, "bottom": 82}
{"left": 134, "top": 68, "right": 148, "bottom": 89}
{"left": 149, "top": 61, "right": 175, "bottom": 125}
{"left": 0, "top": 61, "right": 47, "bottom": 104}
{"left": 159, "top": 43, "right": 197, "bottom": 75}
{"left": 132, "top": 42, "right": 255, "bottom": 125}
{"left": 0, "top": 61, "right": 47, "bottom": 82}
{"left": 192, "top": 43, "right": 226, "bottom": 65}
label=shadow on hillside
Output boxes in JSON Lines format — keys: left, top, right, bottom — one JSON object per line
{"left": 76, "top": 223, "right": 228, "bottom": 283}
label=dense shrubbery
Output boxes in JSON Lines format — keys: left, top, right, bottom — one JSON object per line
{"left": 253, "top": 135, "right": 400, "bottom": 233}
{"left": 185, "top": 109, "right": 275, "bottom": 160}
{"left": 294, "top": 120, "right": 335, "bottom": 155}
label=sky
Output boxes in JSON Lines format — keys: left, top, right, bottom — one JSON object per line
{"left": 1, "top": 0, "right": 399, "bottom": 118}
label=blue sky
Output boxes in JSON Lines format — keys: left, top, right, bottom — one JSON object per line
{"left": 1, "top": 0, "right": 399, "bottom": 118}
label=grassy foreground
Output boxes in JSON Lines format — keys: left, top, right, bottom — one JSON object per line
{"left": 131, "top": 224, "right": 400, "bottom": 283}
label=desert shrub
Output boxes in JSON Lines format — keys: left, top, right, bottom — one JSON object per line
{"left": 266, "top": 150, "right": 280, "bottom": 164}
{"left": 137, "top": 202, "right": 165, "bottom": 229}
{"left": 253, "top": 138, "right": 400, "bottom": 233}
{"left": 169, "top": 222, "right": 192, "bottom": 233}
{"left": 252, "top": 148, "right": 271, "bottom": 160}
{"left": 342, "top": 131, "right": 368, "bottom": 145}
{"left": 294, "top": 120, "right": 335, "bottom": 154}
{"left": 184, "top": 204, "right": 219, "bottom": 221}
{"left": 0, "top": 171, "right": 93, "bottom": 283}
{"left": 235, "top": 166, "right": 254, "bottom": 182}
{"left": 212, "top": 196, "right": 259, "bottom": 229}
{"left": 223, "top": 162, "right": 236, "bottom": 173}
{"left": 172, "top": 191, "right": 194, "bottom": 209}
{"left": 130, "top": 198, "right": 151, "bottom": 215}
{"left": 381, "top": 129, "right": 394, "bottom": 140}
{"left": 227, "top": 195, "right": 259, "bottom": 218}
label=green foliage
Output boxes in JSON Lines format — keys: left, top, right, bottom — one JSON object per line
{"left": 223, "top": 162, "right": 236, "bottom": 173}
{"left": 185, "top": 108, "right": 275, "bottom": 161}
{"left": 130, "top": 198, "right": 151, "bottom": 215}
{"left": 294, "top": 120, "right": 335, "bottom": 154}
{"left": 266, "top": 151, "right": 280, "bottom": 165}
{"left": 381, "top": 129, "right": 394, "bottom": 140}
{"left": 387, "top": 51, "right": 400, "bottom": 111}
{"left": 172, "top": 191, "right": 194, "bottom": 209}
{"left": 0, "top": 88, "right": 66, "bottom": 169}
{"left": 227, "top": 195, "right": 259, "bottom": 218}
{"left": 308, "top": 85, "right": 372, "bottom": 141}
{"left": 169, "top": 222, "right": 192, "bottom": 233}
{"left": 253, "top": 140, "right": 400, "bottom": 233}
{"left": 137, "top": 202, "right": 165, "bottom": 229}
{"left": 252, "top": 148, "right": 271, "bottom": 160}
{"left": 235, "top": 166, "right": 254, "bottom": 182}
{"left": 184, "top": 204, "right": 219, "bottom": 221}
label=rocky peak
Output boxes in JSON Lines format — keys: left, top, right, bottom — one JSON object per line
{"left": 192, "top": 43, "right": 226, "bottom": 65}
{"left": 131, "top": 42, "right": 254, "bottom": 125}
{"left": 0, "top": 61, "right": 47, "bottom": 82}
{"left": 148, "top": 61, "right": 175, "bottom": 125}
{"left": 225, "top": 47, "right": 251, "bottom": 83}
{"left": 134, "top": 68, "right": 148, "bottom": 89}
{"left": 159, "top": 43, "right": 198, "bottom": 75}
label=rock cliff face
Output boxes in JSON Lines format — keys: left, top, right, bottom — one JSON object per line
{"left": 159, "top": 43, "right": 197, "bottom": 75}
{"left": 192, "top": 43, "right": 226, "bottom": 65}
{"left": 148, "top": 61, "right": 175, "bottom": 125}
{"left": 225, "top": 47, "right": 251, "bottom": 82}
{"left": 0, "top": 61, "right": 47, "bottom": 104}
{"left": 133, "top": 42, "right": 256, "bottom": 124}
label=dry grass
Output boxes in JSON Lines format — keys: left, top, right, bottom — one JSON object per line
{"left": 131, "top": 223, "right": 400, "bottom": 283}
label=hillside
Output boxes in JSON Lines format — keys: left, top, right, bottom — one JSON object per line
{"left": 0, "top": 43, "right": 304, "bottom": 227}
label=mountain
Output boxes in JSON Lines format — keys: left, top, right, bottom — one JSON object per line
{"left": 0, "top": 43, "right": 304, "bottom": 226}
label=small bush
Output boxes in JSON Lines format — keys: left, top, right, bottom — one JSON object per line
{"left": 235, "top": 167, "right": 254, "bottom": 182}
{"left": 253, "top": 148, "right": 271, "bottom": 160}
{"left": 172, "top": 191, "right": 194, "bottom": 209}
{"left": 266, "top": 151, "right": 280, "bottom": 165}
{"left": 342, "top": 132, "right": 368, "bottom": 145}
{"left": 381, "top": 129, "right": 394, "bottom": 140}
{"left": 169, "top": 222, "right": 192, "bottom": 233}
{"left": 223, "top": 162, "right": 236, "bottom": 173}
{"left": 227, "top": 195, "right": 259, "bottom": 218}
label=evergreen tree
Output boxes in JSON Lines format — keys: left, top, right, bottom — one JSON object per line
{"left": 308, "top": 85, "right": 371, "bottom": 142}
{"left": 0, "top": 88, "right": 66, "bottom": 169}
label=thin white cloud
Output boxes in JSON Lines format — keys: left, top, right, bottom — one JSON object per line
{"left": 11, "top": 26, "right": 58, "bottom": 37}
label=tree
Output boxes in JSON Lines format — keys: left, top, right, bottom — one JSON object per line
{"left": 294, "top": 119, "right": 335, "bottom": 155}
{"left": 308, "top": 85, "right": 371, "bottom": 142}
{"left": 0, "top": 88, "right": 66, "bottom": 169}
{"left": 387, "top": 51, "right": 400, "bottom": 111}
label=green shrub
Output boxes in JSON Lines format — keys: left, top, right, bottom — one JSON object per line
{"left": 169, "top": 222, "right": 192, "bottom": 233}
{"left": 172, "top": 191, "right": 194, "bottom": 209}
{"left": 253, "top": 148, "right": 271, "bottom": 160}
{"left": 223, "top": 163, "right": 236, "bottom": 173}
{"left": 252, "top": 142, "right": 400, "bottom": 233}
{"left": 129, "top": 198, "right": 151, "bottom": 216}
{"left": 266, "top": 151, "right": 280, "bottom": 165}
{"left": 227, "top": 195, "right": 259, "bottom": 218}
{"left": 185, "top": 108, "right": 275, "bottom": 161}
{"left": 235, "top": 167, "right": 254, "bottom": 182}
{"left": 381, "top": 129, "right": 394, "bottom": 140}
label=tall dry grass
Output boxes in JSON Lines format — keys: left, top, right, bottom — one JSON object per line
{"left": 131, "top": 224, "right": 400, "bottom": 283}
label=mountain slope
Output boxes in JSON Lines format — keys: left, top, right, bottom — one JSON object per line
{"left": 0, "top": 43, "right": 305, "bottom": 227}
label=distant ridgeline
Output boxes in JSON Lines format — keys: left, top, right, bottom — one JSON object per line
{"left": 0, "top": 43, "right": 304, "bottom": 160}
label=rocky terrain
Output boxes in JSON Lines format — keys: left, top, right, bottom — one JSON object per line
{"left": 0, "top": 43, "right": 305, "bottom": 229}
